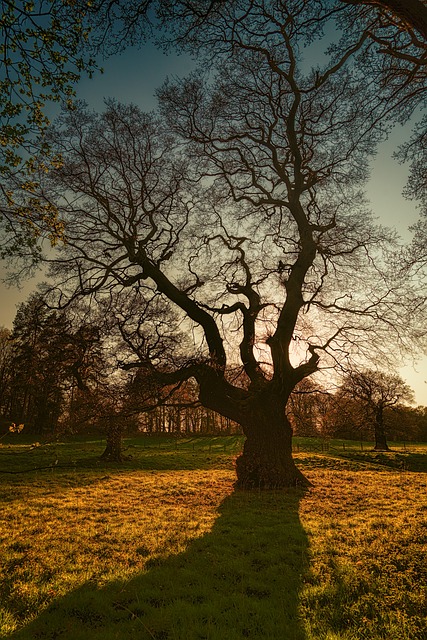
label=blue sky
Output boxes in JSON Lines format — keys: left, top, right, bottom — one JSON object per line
{"left": 1, "top": 42, "right": 426, "bottom": 405}
{"left": 76, "top": 44, "right": 195, "bottom": 111}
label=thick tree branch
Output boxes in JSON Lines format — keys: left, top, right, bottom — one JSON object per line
{"left": 134, "top": 247, "right": 227, "bottom": 372}
{"left": 341, "top": 0, "right": 427, "bottom": 39}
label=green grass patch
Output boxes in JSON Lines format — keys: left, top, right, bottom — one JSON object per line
{"left": 0, "top": 436, "right": 426, "bottom": 639}
{"left": 0, "top": 434, "right": 243, "bottom": 475}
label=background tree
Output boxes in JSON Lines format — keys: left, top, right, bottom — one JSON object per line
{"left": 287, "top": 379, "right": 325, "bottom": 438}
{"left": 0, "top": 326, "right": 14, "bottom": 419}
{"left": 127, "top": 368, "right": 241, "bottom": 435}
{"left": 34, "top": 0, "right": 424, "bottom": 489}
{"left": 381, "top": 402, "right": 426, "bottom": 441}
{"left": 414, "top": 404, "right": 427, "bottom": 440}
{"left": 338, "top": 368, "right": 415, "bottom": 449}
{"left": 4, "top": 294, "right": 103, "bottom": 434}
{"left": 326, "top": 392, "right": 367, "bottom": 440}
{"left": 0, "top": 0, "right": 98, "bottom": 170}
{"left": 7, "top": 294, "right": 62, "bottom": 432}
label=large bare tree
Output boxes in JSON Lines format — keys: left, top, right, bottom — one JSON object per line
{"left": 36, "top": 3, "right": 423, "bottom": 488}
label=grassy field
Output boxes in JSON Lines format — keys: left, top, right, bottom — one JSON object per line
{"left": 0, "top": 434, "right": 426, "bottom": 639}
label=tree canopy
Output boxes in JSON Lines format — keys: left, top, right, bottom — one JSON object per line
{"left": 1, "top": 0, "right": 425, "bottom": 268}
{"left": 0, "top": 0, "right": 97, "bottom": 170}
{"left": 0, "top": 0, "right": 99, "bottom": 262}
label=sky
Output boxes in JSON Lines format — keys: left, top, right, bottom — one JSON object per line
{"left": 0, "top": 40, "right": 426, "bottom": 405}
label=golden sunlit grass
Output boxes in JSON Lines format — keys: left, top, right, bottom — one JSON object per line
{"left": 0, "top": 469, "right": 233, "bottom": 635}
{"left": 0, "top": 438, "right": 426, "bottom": 639}
{"left": 299, "top": 462, "right": 427, "bottom": 640}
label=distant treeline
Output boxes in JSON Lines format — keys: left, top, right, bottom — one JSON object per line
{"left": 1, "top": 297, "right": 426, "bottom": 444}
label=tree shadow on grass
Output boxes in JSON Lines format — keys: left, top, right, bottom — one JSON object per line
{"left": 9, "top": 489, "right": 309, "bottom": 640}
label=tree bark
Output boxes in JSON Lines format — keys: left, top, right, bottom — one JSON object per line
{"left": 373, "top": 406, "right": 390, "bottom": 451}
{"left": 100, "top": 417, "right": 124, "bottom": 462}
{"left": 196, "top": 374, "right": 309, "bottom": 489}
{"left": 235, "top": 396, "right": 310, "bottom": 489}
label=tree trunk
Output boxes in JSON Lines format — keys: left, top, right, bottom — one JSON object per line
{"left": 197, "top": 375, "right": 309, "bottom": 489}
{"left": 235, "top": 398, "right": 310, "bottom": 489}
{"left": 101, "top": 417, "right": 124, "bottom": 462}
{"left": 373, "top": 406, "right": 390, "bottom": 451}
